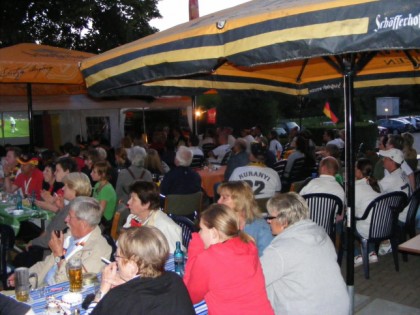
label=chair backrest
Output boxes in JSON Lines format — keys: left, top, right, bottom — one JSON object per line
{"left": 190, "top": 155, "right": 205, "bottom": 169}
{"left": 220, "top": 150, "right": 232, "bottom": 165}
{"left": 164, "top": 191, "right": 203, "bottom": 217}
{"left": 414, "top": 169, "right": 420, "bottom": 190}
{"left": 202, "top": 143, "right": 216, "bottom": 157}
{"left": 288, "top": 157, "right": 308, "bottom": 182}
{"left": 273, "top": 160, "right": 287, "bottom": 178}
{"left": 102, "top": 233, "right": 117, "bottom": 262}
{"left": 169, "top": 214, "right": 198, "bottom": 249}
{"left": 405, "top": 187, "right": 420, "bottom": 238}
{"left": 364, "top": 191, "right": 408, "bottom": 240}
{"left": 302, "top": 193, "right": 343, "bottom": 242}
{"left": 110, "top": 207, "right": 130, "bottom": 240}
{"left": 0, "top": 224, "right": 15, "bottom": 288}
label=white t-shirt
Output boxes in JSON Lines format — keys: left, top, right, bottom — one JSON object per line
{"left": 327, "top": 138, "right": 344, "bottom": 149}
{"left": 269, "top": 139, "right": 283, "bottom": 160}
{"left": 189, "top": 146, "right": 204, "bottom": 157}
{"left": 355, "top": 178, "right": 381, "bottom": 238}
{"left": 384, "top": 160, "right": 413, "bottom": 177}
{"left": 210, "top": 144, "right": 231, "bottom": 163}
{"left": 379, "top": 168, "right": 411, "bottom": 222}
{"left": 229, "top": 164, "right": 281, "bottom": 199}
{"left": 300, "top": 175, "right": 345, "bottom": 205}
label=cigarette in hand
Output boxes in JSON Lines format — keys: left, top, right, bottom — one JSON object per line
{"left": 101, "top": 257, "right": 111, "bottom": 265}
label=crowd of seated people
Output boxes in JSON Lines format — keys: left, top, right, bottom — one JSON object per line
{"left": 3, "top": 125, "right": 414, "bottom": 315}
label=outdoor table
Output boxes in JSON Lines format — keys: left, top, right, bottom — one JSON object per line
{"left": 398, "top": 234, "right": 420, "bottom": 255}
{"left": 0, "top": 202, "right": 54, "bottom": 235}
{"left": 12, "top": 255, "right": 208, "bottom": 314}
{"left": 197, "top": 166, "right": 226, "bottom": 198}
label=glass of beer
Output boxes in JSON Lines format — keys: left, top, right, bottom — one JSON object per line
{"left": 67, "top": 257, "right": 83, "bottom": 292}
{"left": 14, "top": 267, "right": 38, "bottom": 302}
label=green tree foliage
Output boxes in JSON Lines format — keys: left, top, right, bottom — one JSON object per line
{"left": 0, "top": 0, "right": 161, "bottom": 53}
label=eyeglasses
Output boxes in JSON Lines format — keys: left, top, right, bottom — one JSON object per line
{"left": 265, "top": 215, "right": 278, "bottom": 221}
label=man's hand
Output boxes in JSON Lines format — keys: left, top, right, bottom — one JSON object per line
{"left": 49, "top": 230, "right": 64, "bottom": 257}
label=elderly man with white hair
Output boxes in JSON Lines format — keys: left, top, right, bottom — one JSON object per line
{"left": 160, "top": 146, "right": 202, "bottom": 196}
{"left": 116, "top": 146, "right": 153, "bottom": 204}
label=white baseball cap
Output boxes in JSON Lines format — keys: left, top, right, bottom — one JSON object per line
{"left": 379, "top": 148, "right": 404, "bottom": 164}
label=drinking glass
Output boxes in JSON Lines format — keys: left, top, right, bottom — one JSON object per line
{"left": 67, "top": 257, "right": 83, "bottom": 292}
{"left": 15, "top": 267, "right": 38, "bottom": 302}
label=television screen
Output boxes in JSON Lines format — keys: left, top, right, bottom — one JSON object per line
{"left": 1, "top": 112, "right": 30, "bottom": 145}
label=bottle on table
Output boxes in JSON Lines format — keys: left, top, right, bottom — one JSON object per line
{"left": 174, "top": 241, "right": 185, "bottom": 276}
{"left": 31, "top": 191, "right": 37, "bottom": 210}
{"left": 16, "top": 191, "right": 23, "bottom": 210}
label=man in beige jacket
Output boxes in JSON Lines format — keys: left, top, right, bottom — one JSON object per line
{"left": 9, "top": 197, "right": 112, "bottom": 287}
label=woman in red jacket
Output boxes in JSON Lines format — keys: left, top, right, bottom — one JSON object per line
{"left": 184, "top": 204, "right": 274, "bottom": 315}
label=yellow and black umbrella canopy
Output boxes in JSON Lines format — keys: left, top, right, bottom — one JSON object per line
{"left": 81, "top": 0, "right": 420, "bottom": 297}
{"left": 81, "top": 0, "right": 420, "bottom": 98}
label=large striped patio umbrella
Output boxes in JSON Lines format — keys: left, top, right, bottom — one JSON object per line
{"left": 81, "top": 1, "right": 420, "bottom": 306}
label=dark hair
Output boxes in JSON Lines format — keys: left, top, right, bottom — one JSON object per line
{"left": 129, "top": 181, "right": 160, "bottom": 210}
{"left": 380, "top": 135, "right": 389, "bottom": 148}
{"left": 295, "top": 135, "right": 307, "bottom": 153}
{"left": 190, "top": 135, "right": 200, "bottom": 147}
{"left": 56, "top": 157, "right": 78, "bottom": 172}
{"left": 324, "top": 129, "right": 335, "bottom": 140}
{"left": 251, "top": 142, "right": 266, "bottom": 161}
{"left": 356, "top": 158, "right": 380, "bottom": 192}
{"left": 270, "top": 130, "right": 279, "bottom": 140}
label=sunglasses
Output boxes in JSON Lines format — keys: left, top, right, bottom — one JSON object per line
{"left": 265, "top": 215, "right": 278, "bottom": 221}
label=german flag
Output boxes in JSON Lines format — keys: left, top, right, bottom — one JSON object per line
{"left": 323, "top": 102, "right": 339, "bottom": 123}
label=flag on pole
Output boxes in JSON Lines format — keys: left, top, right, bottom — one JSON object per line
{"left": 189, "top": 0, "right": 199, "bottom": 20}
{"left": 323, "top": 102, "right": 339, "bottom": 123}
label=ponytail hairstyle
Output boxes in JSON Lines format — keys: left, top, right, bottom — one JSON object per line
{"left": 356, "top": 158, "right": 380, "bottom": 193}
{"left": 200, "top": 204, "right": 254, "bottom": 244}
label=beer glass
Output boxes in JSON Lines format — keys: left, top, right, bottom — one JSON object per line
{"left": 14, "top": 267, "right": 38, "bottom": 302}
{"left": 67, "top": 257, "right": 83, "bottom": 292}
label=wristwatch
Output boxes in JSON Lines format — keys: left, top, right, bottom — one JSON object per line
{"left": 54, "top": 255, "right": 65, "bottom": 264}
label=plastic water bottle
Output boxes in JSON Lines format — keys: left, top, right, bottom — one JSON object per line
{"left": 174, "top": 241, "right": 185, "bottom": 276}
{"left": 31, "top": 191, "right": 37, "bottom": 210}
{"left": 16, "top": 191, "right": 23, "bottom": 210}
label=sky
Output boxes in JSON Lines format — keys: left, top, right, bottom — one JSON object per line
{"left": 150, "top": 0, "right": 250, "bottom": 31}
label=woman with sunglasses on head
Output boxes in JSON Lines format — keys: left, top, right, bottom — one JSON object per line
{"left": 184, "top": 204, "right": 274, "bottom": 315}
{"left": 88, "top": 226, "right": 195, "bottom": 315}
{"left": 260, "top": 192, "right": 349, "bottom": 315}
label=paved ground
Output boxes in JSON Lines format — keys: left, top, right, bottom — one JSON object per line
{"left": 341, "top": 250, "right": 420, "bottom": 311}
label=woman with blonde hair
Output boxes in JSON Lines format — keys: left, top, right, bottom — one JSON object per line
{"left": 217, "top": 181, "right": 272, "bottom": 255}
{"left": 184, "top": 204, "right": 274, "bottom": 315}
{"left": 88, "top": 226, "right": 195, "bottom": 315}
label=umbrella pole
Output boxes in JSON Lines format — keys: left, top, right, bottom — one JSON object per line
{"left": 192, "top": 96, "right": 197, "bottom": 136}
{"left": 343, "top": 58, "right": 356, "bottom": 314}
{"left": 27, "top": 83, "right": 34, "bottom": 152}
